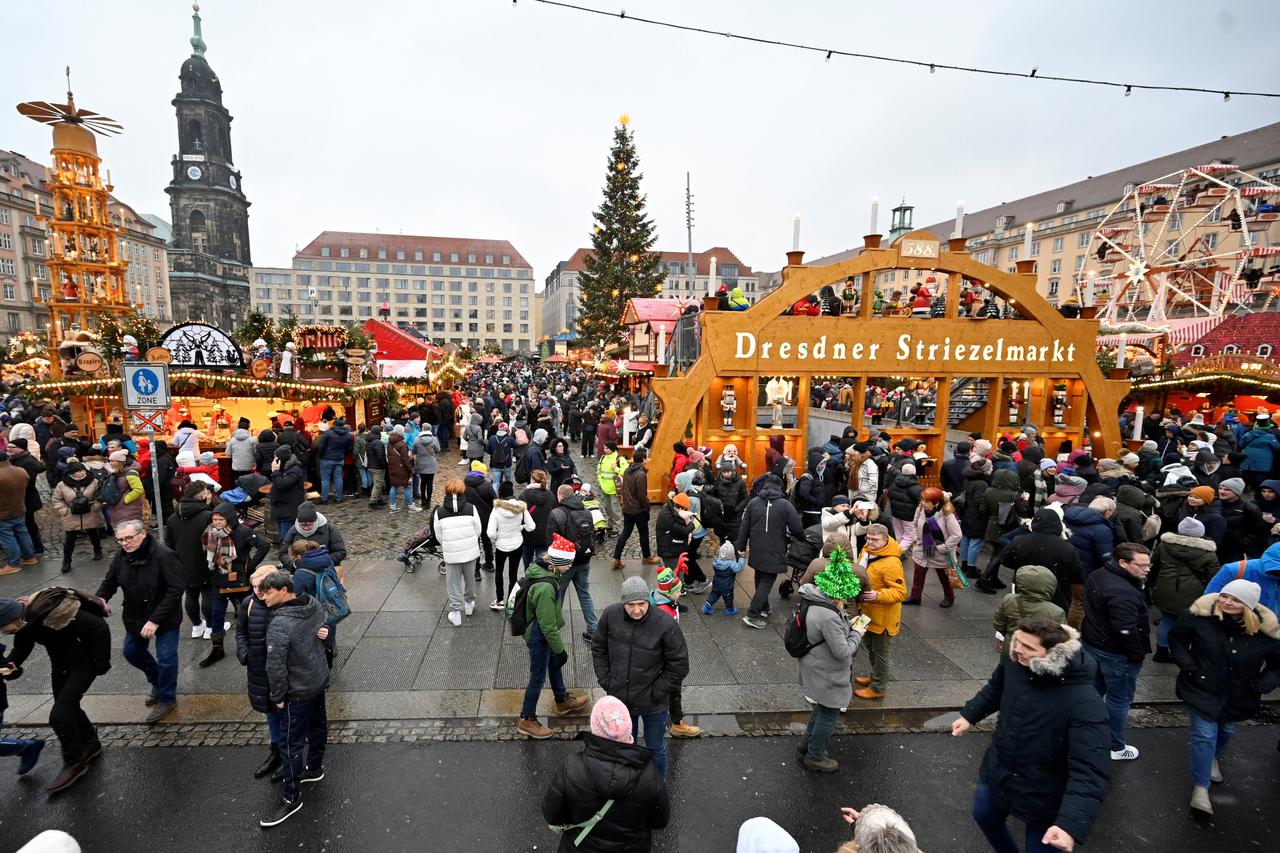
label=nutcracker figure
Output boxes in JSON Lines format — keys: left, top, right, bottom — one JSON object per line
{"left": 720, "top": 386, "right": 737, "bottom": 430}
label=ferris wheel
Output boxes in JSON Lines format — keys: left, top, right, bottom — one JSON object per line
{"left": 1076, "top": 164, "right": 1280, "bottom": 324}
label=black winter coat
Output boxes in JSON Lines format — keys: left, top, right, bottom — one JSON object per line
{"left": 254, "top": 438, "right": 279, "bottom": 475}
{"left": 9, "top": 449, "right": 44, "bottom": 511}
{"left": 366, "top": 432, "right": 388, "bottom": 470}
{"left": 95, "top": 536, "right": 185, "bottom": 634}
{"left": 708, "top": 472, "right": 747, "bottom": 541}
{"left": 997, "top": 511, "right": 1082, "bottom": 611}
{"left": 1218, "top": 498, "right": 1267, "bottom": 564}
{"left": 734, "top": 478, "right": 804, "bottom": 576}
{"left": 1170, "top": 594, "right": 1280, "bottom": 723}
{"left": 542, "top": 733, "right": 670, "bottom": 853}
{"left": 887, "top": 472, "right": 922, "bottom": 522}
{"left": 654, "top": 503, "right": 694, "bottom": 561}
{"left": 941, "top": 452, "right": 970, "bottom": 498}
{"left": 164, "top": 497, "right": 213, "bottom": 588}
{"left": 519, "top": 486, "right": 553, "bottom": 548}
{"left": 961, "top": 632, "right": 1110, "bottom": 843}
{"left": 983, "top": 470, "right": 1025, "bottom": 542}
{"left": 959, "top": 469, "right": 991, "bottom": 538}
{"left": 591, "top": 603, "right": 689, "bottom": 715}
{"left": 269, "top": 458, "right": 307, "bottom": 522}
{"left": 1081, "top": 562, "right": 1150, "bottom": 662}
{"left": 235, "top": 596, "right": 275, "bottom": 713}
{"left": 464, "top": 473, "right": 497, "bottom": 531}
{"left": 7, "top": 592, "right": 112, "bottom": 676}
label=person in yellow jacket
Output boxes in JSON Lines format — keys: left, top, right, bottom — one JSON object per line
{"left": 727, "top": 286, "right": 750, "bottom": 310}
{"left": 596, "top": 440, "right": 629, "bottom": 536}
{"left": 854, "top": 523, "right": 907, "bottom": 700}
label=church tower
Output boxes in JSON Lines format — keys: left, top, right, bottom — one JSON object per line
{"left": 888, "top": 198, "right": 915, "bottom": 244}
{"left": 164, "top": 2, "right": 251, "bottom": 329}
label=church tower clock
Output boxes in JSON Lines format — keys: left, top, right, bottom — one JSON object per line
{"left": 164, "top": 2, "right": 252, "bottom": 329}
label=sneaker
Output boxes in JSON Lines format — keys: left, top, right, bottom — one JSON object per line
{"left": 854, "top": 676, "right": 872, "bottom": 687}
{"left": 553, "top": 693, "right": 589, "bottom": 716}
{"left": 669, "top": 721, "right": 702, "bottom": 738}
{"left": 447, "top": 610, "right": 462, "bottom": 626}
{"left": 224, "top": 621, "right": 230, "bottom": 631}
{"left": 1190, "top": 785, "right": 1213, "bottom": 815}
{"left": 489, "top": 600, "right": 505, "bottom": 611}
{"left": 17, "top": 739, "right": 45, "bottom": 775}
{"left": 611, "top": 559, "right": 624, "bottom": 570}
{"left": 389, "top": 506, "right": 400, "bottom": 514}
{"left": 853, "top": 687, "right": 885, "bottom": 700}
{"left": 517, "top": 718, "right": 553, "bottom": 739}
{"left": 408, "top": 504, "right": 423, "bottom": 512}
{"left": 1210, "top": 758, "right": 1223, "bottom": 783}
{"left": 145, "top": 702, "right": 176, "bottom": 724}
{"left": 723, "top": 608, "right": 738, "bottom": 616}
{"left": 700, "top": 602, "right": 715, "bottom": 616}
{"left": 20, "top": 556, "right": 39, "bottom": 565}
{"left": 0, "top": 566, "right": 21, "bottom": 577}
{"left": 1152, "top": 646, "right": 1174, "bottom": 663}
{"left": 192, "top": 622, "right": 208, "bottom": 639}
{"left": 1110, "top": 744, "right": 1140, "bottom": 761}
{"left": 203, "top": 626, "right": 213, "bottom": 640}
{"left": 802, "top": 754, "right": 839, "bottom": 773}
{"left": 259, "top": 798, "right": 303, "bottom": 828}
{"left": 742, "top": 615, "right": 767, "bottom": 629}
{"left": 903, "top": 598, "right": 921, "bottom": 606}
{"left": 300, "top": 766, "right": 324, "bottom": 785}
{"left": 464, "top": 601, "right": 475, "bottom": 617}
{"left": 759, "top": 609, "right": 771, "bottom": 619}
{"left": 939, "top": 599, "right": 954, "bottom": 608}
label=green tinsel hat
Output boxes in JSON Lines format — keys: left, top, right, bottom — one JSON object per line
{"left": 815, "top": 545, "right": 862, "bottom": 601}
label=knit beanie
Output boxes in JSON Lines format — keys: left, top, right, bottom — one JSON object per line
{"left": 1219, "top": 477, "right": 1246, "bottom": 497}
{"left": 1097, "top": 459, "right": 1122, "bottom": 472}
{"left": 656, "top": 567, "right": 682, "bottom": 597}
{"left": 274, "top": 446, "right": 293, "bottom": 461}
{"left": 1121, "top": 453, "right": 1140, "bottom": 466}
{"left": 1189, "top": 486, "right": 1217, "bottom": 504}
{"left": 1141, "top": 440, "right": 1158, "bottom": 453}
{"left": 199, "top": 451, "right": 217, "bottom": 466}
{"left": 901, "top": 463, "right": 917, "bottom": 476}
{"left": 1177, "top": 517, "right": 1205, "bottom": 537}
{"left": 0, "top": 597, "right": 23, "bottom": 626}
{"left": 1220, "top": 579, "right": 1262, "bottom": 611}
{"left": 546, "top": 533, "right": 576, "bottom": 566}
{"left": 717, "top": 541, "right": 737, "bottom": 561}
{"left": 589, "top": 695, "right": 634, "bottom": 744}
{"left": 620, "top": 576, "right": 649, "bottom": 603}
{"left": 1039, "top": 459, "right": 1058, "bottom": 472}
{"left": 108, "top": 450, "right": 128, "bottom": 464}
{"left": 296, "top": 501, "right": 318, "bottom": 524}
{"left": 673, "top": 493, "right": 691, "bottom": 510}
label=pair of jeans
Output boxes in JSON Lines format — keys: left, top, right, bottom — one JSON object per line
{"left": 0, "top": 710, "right": 40, "bottom": 760}
{"left": 209, "top": 591, "right": 247, "bottom": 639}
{"left": 444, "top": 560, "right": 477, "bottom": 613}
{"left": 0, "top": 515, "right": 35, "bottom": 564}
{"left": 910, "top": 560, "right": 955, "bottom": 602}
{"left": 357, "top": 465, "right": 372, "bottom": 490}
{"left": 266, "top": 707, "right": 283, "bottom": 744}
{"left": 494, "top": 547, "right": 522, "bottom": 601}
{"left": 632, "top": 710, "right": 669, "bottom": 782}
{"left": 959, "top": 535, "right": 983, "bottom": 567}
{"left": 122, "top": 626, "right": 179, "bottom": 705}
{"left": 747, "top": 571, "right": 777, "bottom": 619}
{"left": 388, "top": 484, "right": 411, "bottom": 508}
{"left": 1157, "top": 609, "right": 1180, "bottom": 649}
{"left": 1187, "top": 707, "right": 1235, "bottom": 788}
{"left": 280, "top": 693, "right": 327, "bottom": 803}
{"left": 278, "top": 520, "right": 294, "bottom": 542}
{"left": 319, "top": 461, "right": 344, "bottom": 503}
{"left": 804, "top": 703, "right": 841, "bottom": 760}
{"left": 863, "top": 630, "right": 893, "bottom": 693}
{"left": 520, "top": 623, "right": 568, "bottom": 720}
{"left": 369, "top": 469, "right": 386, "bottom": 503}
{"left": 491, "top": 467, "right": 513, "bottom": 493}
{"left": 47, "top": 666, "right": 99, "bottom": 763}
{"left": 558, "top": 561, "right": 598, "bottom": 634}
{"left": 435, "top": 422, "right": 450, "bottom": 450}
{"left": 613, "top": 511, "right": 651, "bottom": 560}
{"left": 1084, "top": 645, "right": 1142, "bottom": 750}
{"left": 971, "top": 780, "right": 1052, "bottom": 853}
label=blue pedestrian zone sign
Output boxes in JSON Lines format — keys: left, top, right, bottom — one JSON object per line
{"left": 122, "top": 363, "right": 171, "bottom": 409}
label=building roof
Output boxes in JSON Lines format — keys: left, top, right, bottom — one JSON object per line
{"left": 362, "top": 318, "right": 435, "bottom": 360}
{"left": 924, "top": 121, "right": 1280, "bottom": 240}
{"left": 1173, "top": 313, "right": 1280, "bottom": 366}
{"left": 296, "top": 231, "right": 531, "bottom": 268}
{"left": 561, "top": 246, "right": 753, "bottom": 276}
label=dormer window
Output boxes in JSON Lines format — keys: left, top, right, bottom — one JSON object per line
{"left": 1123, "top": 183, "right": 1135, "bottom": 195}
{"left": 1189, "top": 344, "right": 1205, "bottom": 357}
{"left": 1258, "top": 344, "right": 1273, "bottom": 358}
{"left": 995, "top": 215, "right": 1009, "bottom": 230}
{"left": 1221, "top": 344, "right": 1239, "bottom": 354}
{"left": 1055, "top": 202, "right": 1066, "bottom": 214}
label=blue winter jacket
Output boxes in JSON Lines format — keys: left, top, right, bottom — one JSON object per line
{"left": 1205, "top": 541, "right": 1280, "bottom": 615}
{"left": 1063, "top": 505, "right": 1116, "bottom": 577}
{"left": 1239, "top": 428, "right": 1280, "bottom": 473}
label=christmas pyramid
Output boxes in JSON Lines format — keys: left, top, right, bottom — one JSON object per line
{"left": 815, "top": 545, "right": 862, "bottom": 601}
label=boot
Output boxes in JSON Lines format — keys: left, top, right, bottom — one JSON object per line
{"left": 92, "top": 546, "right": 104, "bottom": 561}
{"left": 61, "top": 556, "right": 73, "bottom": 574}
{"left": 254, "top": 743, "right": 283, "bottom": 779}
{"left": 199, "top": 639, "right": 225, "bottom": 668}
{"left": 1153, "top": 646, "right": 1173, "bottom": 663}
{"left": 46, "top": 760, "right": 90, "bottom": 794}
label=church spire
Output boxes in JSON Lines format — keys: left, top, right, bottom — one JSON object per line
{"left": 190, "top": 2, "right": 207, "bottom": 57}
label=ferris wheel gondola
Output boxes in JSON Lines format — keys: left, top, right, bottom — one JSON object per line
{"left": 1075, "top": 164, "right": 1280, "bottom": 324}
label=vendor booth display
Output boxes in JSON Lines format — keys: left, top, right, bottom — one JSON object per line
{"left": 644, "top": 231, "right": 1131, "bottom": 502}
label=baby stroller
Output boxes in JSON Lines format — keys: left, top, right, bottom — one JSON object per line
{"left": 398, "top": 525, "right": 444, "bottom": 575}
{"left": 778, "top": 522, "right": 823, "bottom": 599}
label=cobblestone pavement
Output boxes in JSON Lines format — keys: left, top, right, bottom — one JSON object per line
{"left": 0, "top": 439, "right": 1225, "bottom": 727}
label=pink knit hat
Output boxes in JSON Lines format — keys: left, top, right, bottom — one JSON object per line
{"left": 589, "top": 695, "right": 633, "bottom": 744}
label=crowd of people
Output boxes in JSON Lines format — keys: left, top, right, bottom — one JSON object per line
{"left": 1, "top": 370, "right": 1279, "bottom": 846}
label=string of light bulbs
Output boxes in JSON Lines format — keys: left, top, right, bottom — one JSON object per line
{"left": 518, "top": 0, "right": 1277, "bottom": 101}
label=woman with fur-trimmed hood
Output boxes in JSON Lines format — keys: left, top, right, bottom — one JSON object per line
{"left": 1169, "top": 579, "right": 1280, "bottom": 815}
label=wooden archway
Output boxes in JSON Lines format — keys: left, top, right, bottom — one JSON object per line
{"left": 645, "top": 231, "right": 1130, "bottom": 500}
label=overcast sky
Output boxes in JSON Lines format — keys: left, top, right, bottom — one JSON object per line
{"left": 4, "top": 1, "right": 1278, "bottom": 285}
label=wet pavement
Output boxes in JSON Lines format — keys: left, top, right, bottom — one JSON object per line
{"left": 0, "top": 441, "right": 1194, "bottom": 725}
{"left": 2, "top": 726, "right": 1276, "bottom": 851}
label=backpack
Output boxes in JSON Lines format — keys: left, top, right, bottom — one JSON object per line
{"left": 295, "top": 564, "right": 350, "bottom": 629}
{"left": 506, "top": 573, "right": 559, "bottom": 637}
{"left": 554, "top": 505, "right": 595, "bottom": 558}
{"left": 514, "top": 427, "right": 530, "bottom": 447}
{"left": 69, "top": 483, "right": 93, "bottom": 515}
{"left": 95, "top": 470, "right": 123, "bottom": 507}
{"left": 1140, "top": 511, "right": 1161, "bottom": 542}
{"left": 491, "top": 437, "right": 513, "bottom": 468}
{"left": 514, "top": 449, "right": 534, "bottom": 485}
{"left": 783, "top": 598, "right": 838, "bottom": 658}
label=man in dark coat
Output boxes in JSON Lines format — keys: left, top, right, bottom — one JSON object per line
{"left": 941, "top": 441, "right": 972, "bottom": 497}
{"left": 735, "top": 473, "right": 805, "bottom": 629}
{"left": 95, "top": 520, "right": 185, "bottom": 723}
{"left": 314, "top": 419, "right": 354, "bottom": 505}
{"left": 953, "top": 617, "right": 1110, "bottom": 853}
{"left": 269, "top": 447, "right": 307, "bottom": 540}
{"left": 1080, "top": 542, "right": 1151, "bottom": 761}
{"left": 613, "top": 448, "right": 659, "bottom": 569}
{"left": 986, "top": 508, "right": 1083, "bottom": 611}
{"left": 591, "top": 577, "right": 689, "bottom": 784}
{"left": 164, "top": 480, "right": 215, "bottom": 637}
{"left": 365, "top": 425, "right": 388, "bottom": 507}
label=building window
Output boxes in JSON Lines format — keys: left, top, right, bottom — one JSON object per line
{"left": 394, "top": 250, "right": 404, "bottom": 260}
{"left": 1221, "top": 344, "right": 1239, "bottom": 354}
{"left": 7, "top": 312, "right": 18, "bottom": 331}
{"left": 1052, "top": 237, "right": 1064, "bottom": 253}
{"left": 339, "top": 248, "right": 349, "bottom": 258}
{"left": 1031, "top": 242, "right": 1041, "bottom": 257}
{"left": 0, "top": 209, "right": 7, "bottom": 225}
{"left": 1077, "top": 232, "right": 1090, "bottom": 248}
{"left": 1189, "top": 344, "right": 1205, "bottom": 357}
{"left": 0, "top": 259, "right": 14, "bottom": 275}
{"left": 1050, "top": 259, "right": 1062, "bottom": 274}
{"left": 3, "top": 283, "right": 15, "bottom": 300}
{"left": 259, "top": 303, "right": 272, "bottom": 313}
{"left": 502, "top": 255, "right": 511, "bottom": 265}
{"left": 1204, "top": 232, "right": 1218, "bottom": 250}
{"left": 1207, "top": 207, "right": 1222, "bottom": 224}
{"left": 0, "top": 234, "right": 9, "bottom": 250}
{"left": 1257, "top": 344, "right": 1273, "bottom": 358}
{"left": 485, "top": 254, "right": 494, "bottom": 264}
{"left": 320, "top": 247, "right": 330, "bottom": 257}
{"left": 467, "top": 253, "right": 476, "bottom": 263}
{"left": 1008, "top": 247, "right": 1019, "bottom": 262}
{"left": 1075, "top": 255, "right": 1086, "bottom": 271}
{"left": 1047, "top": 279, "right": 1059, "bottom": 297}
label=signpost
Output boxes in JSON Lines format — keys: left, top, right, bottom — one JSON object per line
{"left": 123, "top": 363, "right": 171, "bottom": 541}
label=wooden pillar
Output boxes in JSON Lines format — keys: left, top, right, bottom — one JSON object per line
{"left": 934, "top": 372, "right": 953, "bottom": 447}
{"left": 851, "top": 376, "right": 868, "bottom": 437}
{"left": 984, "top": 376, "right": 1006, "bottom": 439}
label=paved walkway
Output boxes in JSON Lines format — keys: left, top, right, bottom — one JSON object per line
{"left": 1, "top": 440, "right": 1184, "bottom": 728}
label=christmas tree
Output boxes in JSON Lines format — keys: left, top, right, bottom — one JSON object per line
{"left": 575, "top": 115, "right": 666, "bottom": 348}
{"left": 815, "top": 546, "right": 862, "bottom": 601}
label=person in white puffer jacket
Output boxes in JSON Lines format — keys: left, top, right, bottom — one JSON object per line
{"left": 432, "top": 479, "right": 482, "bottom": 626}
{"left": 486, "top": 481, "right": 535, "bottom": 611}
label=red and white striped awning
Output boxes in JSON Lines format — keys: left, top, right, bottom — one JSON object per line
{"left": 1188, "top": 164, "right": 1235, "bottom": 174}
{"left": 1239, "top": 187, "right": 1276, "bottom": 197}
{"left": 1137, "top": 184, "right": 1179, "bottom": 193}
{"left": 1096, "top": 315, "right": 1225, "bottom": 347}
{"left": 1243, "top": 247, "right": 1280, "bottom": 257}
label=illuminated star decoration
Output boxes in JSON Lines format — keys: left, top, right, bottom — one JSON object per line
{"left": 1124, "top": 260, "right": 1149, "bottom": 287}
{"left": 619, "top": 113, "right": 630, "bottom": 125}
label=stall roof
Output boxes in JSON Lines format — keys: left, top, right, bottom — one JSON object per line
{"left": 380, "top": 359, "right": 429, "bottom": 378}
{"left": 363, "top": 319, "right": 435, "bottom": 361}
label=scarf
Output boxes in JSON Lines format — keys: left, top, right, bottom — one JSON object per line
{"left": 202, "top": 526, "right": 238, "bottom": 578}
{"left": 921, "top": 507, "right": 942, "bottom": 556}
